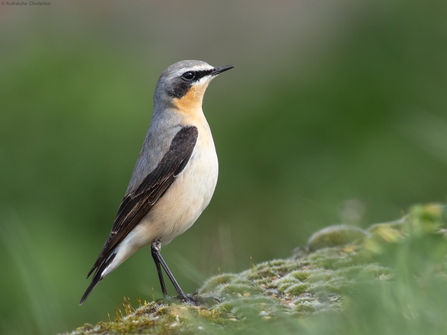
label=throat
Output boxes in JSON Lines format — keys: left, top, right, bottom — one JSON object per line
{"left": 172, "top": 88, "right": 204, "bottom": 116}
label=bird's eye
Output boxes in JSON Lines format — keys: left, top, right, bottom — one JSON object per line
{"left": 181, "top": 71, "right": 195, "bottom": 81}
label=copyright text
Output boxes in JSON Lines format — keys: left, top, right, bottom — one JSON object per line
{"left": 1, "top": 1, "right": 52, "bottom": 5}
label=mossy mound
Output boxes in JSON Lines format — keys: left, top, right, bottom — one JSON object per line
{"left": 65, "top": 203, "right": 447, "bottom": 335}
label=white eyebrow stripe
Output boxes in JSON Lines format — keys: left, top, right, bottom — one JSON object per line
{"left": 173, "top": 65, "right": 214, "bottom": 77}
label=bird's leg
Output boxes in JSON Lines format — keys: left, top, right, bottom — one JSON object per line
{"left": 151, "top": 241, "right": 168, "bottom": 297}
{"left": 151, "top": 240, "right": 190, "bottom": 299}
{"left": 151, "top": 240, "right": 219, "bottom": 306}
{"left": 151, "top": 240, "right": 188, "bottom": 298}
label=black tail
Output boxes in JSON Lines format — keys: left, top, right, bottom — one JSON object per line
{"left": 79, "top": 253, "right": 116, "bottom": 305}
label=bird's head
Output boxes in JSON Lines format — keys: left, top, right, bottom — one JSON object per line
{"left": 154, "top": 60, "right": 233, "bottom": 112}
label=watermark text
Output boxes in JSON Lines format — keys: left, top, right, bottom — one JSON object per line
{"left": 1, "top": 1, "right": 52, "bottom": 5}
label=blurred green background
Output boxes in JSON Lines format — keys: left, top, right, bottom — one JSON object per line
{"left": 1, "top": 1, "right": 446, "bottom": 334}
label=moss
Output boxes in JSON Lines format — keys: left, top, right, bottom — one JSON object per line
{"left": 222, "top": 283, "right": 257, "bottom": 296}
{"left": 309, "top": 282, "right": 343, "bottom": 295}
{"left": 200, "top": 273, "right": 239, "bottom": 293}
{"left": 285, "top": 283, "right": 311, "bottom": 295}
{"left": 64, "top": 203, "right": 447, "bottom": 335}
{"left": 306, "top": 271, "right": 335, "bottom": 283}
{"left": 294, "top": 303, "right": 316, "bottom": 315}
{"left": 289, "top": 270, "right": 311, "bottom": 281}
{"left": 307, "top": 225, "right": 369, "bottom": 252}
{"left": 275, "top": 276, "right": 301, "bottom": 292}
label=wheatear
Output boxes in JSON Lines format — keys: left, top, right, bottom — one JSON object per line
{"left": 80, "top": 60, "right": 233, "bottom": 305}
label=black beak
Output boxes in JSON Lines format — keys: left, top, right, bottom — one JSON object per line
{"left": 211, "top": 65, "right": 234, "bottom": 76}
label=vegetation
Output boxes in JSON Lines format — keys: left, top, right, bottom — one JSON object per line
{"left": 65, "top": 204, "right": 447, "bottom": 334}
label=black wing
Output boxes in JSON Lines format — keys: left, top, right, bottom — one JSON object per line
{"left": 84, "top": 126, "right": 198, "bottom": 281}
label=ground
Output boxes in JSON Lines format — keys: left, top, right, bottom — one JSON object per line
{"left": 65, "top": 203, "right": 447, "bottom": 335}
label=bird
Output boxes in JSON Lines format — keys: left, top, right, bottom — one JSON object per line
{"left": 79, "top": 60, "right": 234, "bottom": 305}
